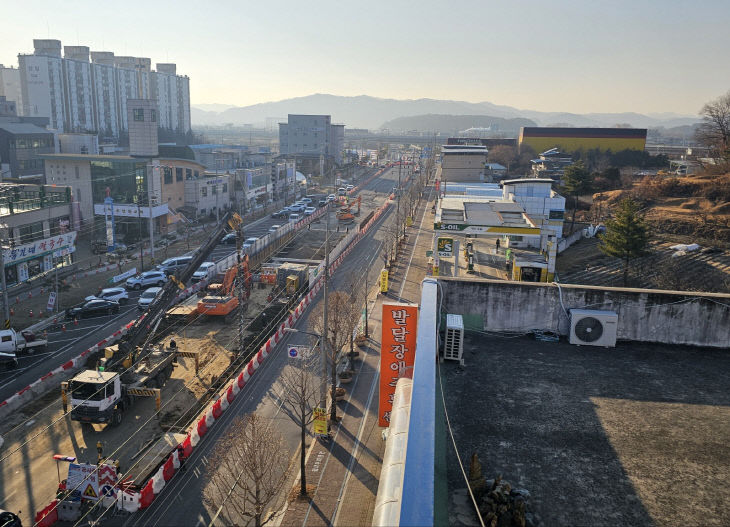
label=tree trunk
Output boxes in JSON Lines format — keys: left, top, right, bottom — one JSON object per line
{"left": 330, "top": 349, "right": 338, "bottom": 423}
{"left": 570, "top": 195, "right": 578, "bottom": 234}
{"left": 623, "top": 256, "right": 629, "bottom": 287}
{"left": 300, "top": 420, "right": 307, "bottom": 496}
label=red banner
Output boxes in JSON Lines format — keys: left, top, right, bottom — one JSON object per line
{"left": 379, "top": 302, "right": 418, "bottom": 427}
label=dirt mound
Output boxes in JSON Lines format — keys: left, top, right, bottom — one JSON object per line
{"left": 679, "top": 199, "right": 700, "bottom": 210}
{"left": 712, "top": 202, "right": 730, "bottom": 214}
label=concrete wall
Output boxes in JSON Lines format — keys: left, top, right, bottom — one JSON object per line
{"left": 438, "top": 278, "right": 730, "bottom": 348}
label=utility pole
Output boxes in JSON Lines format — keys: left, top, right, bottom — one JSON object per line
{"left": 147, "top": 165, "right": 156, "bottom": 265}
{"left": 137, "top": 195, "right": 144, "bottom": 271}
{"left": 0, "top": 247, "right": 10, "bottom": 329}
{"left": 321, "top": 201, "right": 330, "bottom": 422}
{"left": 236, "top": 224, "right": 245, "bottom": 355}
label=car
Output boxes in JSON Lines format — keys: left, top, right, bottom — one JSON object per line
{"left": 242, "top": 237, "right": 259, "bottom": 251}
{"left": 125, "top": 270, "right": 168, "bottom": 290}
{"left": 272, "top": 209, "right": 288, "bottom": 219}
{"left": 67, "top": 299, "right": 120, "bottom": 319}
{"left": 85, "top": 287, "right": 129, "bottom": 304}
{"left": 304, "top": 206, "right": 316, "bottom": 216}
{"left": 221, "top": 232, "right": 237, "bottom": 244}
{"left": 269, "top": 224, "right": 281, "bottom": 233}
{"left": 318, "top": 199, "right": 327, "bottom": 207}
{"left": 138, "top": 287, "right": 163, "bottom": 311}
{"left": 289, "top": 213, "right": 301, "bottom": 222}
{"left": 327, "top": 194, "right": 336, "bottom": 202}
{"left": 300, "top": 197, "right": 313, "bottom": 205}
{"left": 289, "top": 204, "right": 305, "bottom": 213}
{"left": 192, "top": 262, "right": 217, "bottom": 283}
{"left": 337, "top": 187, "right": 346, "bottom": 196}
{"left": 157, "top": 256, "right": 194, "bottom": 276}
{"left": 346, "top": 184, "right": 354, "bottom": 191}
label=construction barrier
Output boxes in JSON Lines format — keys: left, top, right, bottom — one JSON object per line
{"left": 113, "top": 193, "right": 393, "bottom": 515}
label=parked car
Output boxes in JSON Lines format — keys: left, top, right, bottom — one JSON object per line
{"left": 242, "top": 237, "right": 259, "bottom": 251}
{"left": 192, "top": 262, "right": 217, "bottom": 283}
{"left": 221, "top": 232, "right": 237, "bottom": 244}
{"left": 125, "top": 270, "right": 168, "bottom": 290}
{"left": 269, "top": 224, "right": 281, "bottom": 233}
{"left": 157, "top": 256, "right": 193, "bottom": 276}
{"left": 304, "top": 206, "right": 316, "bottom": 216}
{"left": 85, "top": 287, "right": 129, "bottom": 304}
{"left": 289, "top": 213, "right": 301, "bottom": 222}
{"left": 138, "top": 287, "right": 163, "bottom": 311}
{"left": 67, "top": 299, "right": 120, "bottom": 319}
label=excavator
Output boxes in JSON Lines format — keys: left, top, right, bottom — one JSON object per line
{"left": 337, "top": 195, "right": 361, "bottom": 224}
{"left": 197, "top": 254, "right": 251, "bottom": 323}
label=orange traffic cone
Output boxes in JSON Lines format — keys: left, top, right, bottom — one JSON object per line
{"left": 74, "top": 318, "right": 79, "bottom": 326}
{"left": 62, "top": 324, "right": 66, "bottom": 332}
{"left": 40, "top": 287, "right": 44, "bottom": 294}
{"left": 29, "top": 309, "right": 33, "bottom": 318}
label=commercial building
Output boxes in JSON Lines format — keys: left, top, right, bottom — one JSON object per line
{"left": 16, "top": 39, "right": 191, "bottom": 138}
{"left": 519, "top": 126, "right": 648, "bottom": 154}
{"left": 0, "top": 119, "right": 55, "bottom": 180}
{"left": 0, "top": 183, "right": 78, "bottom": 285}
{"left": 279, "top": 114, "right": 345, "bottom": 164}
{"left": 184, "top": 173, "right": 231, "bottom": 218}
{"left": 440, "top": 143, "right": 488, "bottom": 183}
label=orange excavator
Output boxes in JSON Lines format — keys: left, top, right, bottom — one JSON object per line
{"left": 197, "top": 255, "right": 251, "bottom": 323}
{"left": 337, "top": 196, "right": 361, "bottom": 224}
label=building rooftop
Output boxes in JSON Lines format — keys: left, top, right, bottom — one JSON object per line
{"left": 0, "top": 122, "right": 52, "bottom": 135}
{"left": 442, "top": 331, "right": 730, "bottom": 526}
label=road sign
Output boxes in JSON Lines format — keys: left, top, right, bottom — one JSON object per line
{"left": 313, "top": 407, "right": 328, "bottom": 435}
{"left": 437, "top": 237, "right": 454, "bottom": 257}
{"left": 46, "top": 291, "right": 57, "bottom": 311}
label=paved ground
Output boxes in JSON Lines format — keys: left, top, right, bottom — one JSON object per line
{"left": 442, "top": 332, "right": 730, "bottom": 527}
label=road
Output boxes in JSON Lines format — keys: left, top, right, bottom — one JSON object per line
{"left": 119, "top": 166, "right": 408, "bottom": 527}
{"left": 0, "top": 210, "right": 322, "bottom": 402}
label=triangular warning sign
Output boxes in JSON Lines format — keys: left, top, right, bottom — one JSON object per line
{"left": 83, "top": 484, "right": 98, "bottom": 498}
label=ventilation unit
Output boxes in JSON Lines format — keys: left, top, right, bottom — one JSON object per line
{"left": 569, "top": 309, "right": 618, "bottom": 347}
{"left": 444, "top": 314, "right": 464, "bottom": 363}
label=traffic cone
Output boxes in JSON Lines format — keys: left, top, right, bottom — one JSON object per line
{"left": 62, "top": 324, "right": 66, "bottom": 332}
{"left": 28, "top": 291, "right": 32, "bottom": 299}
{"left": 16, "top": 297, "right": 19, "bottom": 304}
{"left": 10, "top": 308, "right": 14, "bottom": 316}
{"left": 40, "top": 287, "right": 44, "bottom": 294}
{"left": 29, "top": 309, "right": 33, "bottom": 318}
{"left": 43, "top": 330, "right": 48, "bottom": 339}
{"left": 74, "top": 318, "right": 79, "bottom": 326}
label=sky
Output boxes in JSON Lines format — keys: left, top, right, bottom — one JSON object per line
{"left": 3, "top": 0, "right": 730, "bottom": 116}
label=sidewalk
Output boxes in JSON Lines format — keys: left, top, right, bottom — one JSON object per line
{"left": 278, "top": 181, "right": 437, "bottom": 526}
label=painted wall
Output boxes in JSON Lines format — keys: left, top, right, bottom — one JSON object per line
{"left": 438, "top": 278, "right": 730, "bottom": 348}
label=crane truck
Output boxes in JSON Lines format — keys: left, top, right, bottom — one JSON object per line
{"left": 64, "top": 213, "right": 242, "bottom": 427}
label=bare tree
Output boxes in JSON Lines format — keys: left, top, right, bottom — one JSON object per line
{"left": 279, "top": 354, "right": 320, "bottom": 497}
{"left": 310, "top": 290, "right": 362, "bottom": 422}
{"left": 203, "top": 413, "right": 291, "bottom": 527}
{"left": 697, "top": 90, "right": 730, "bottom": 159}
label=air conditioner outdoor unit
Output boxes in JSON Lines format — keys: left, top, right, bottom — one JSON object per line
{"left": 569, "top": 309, "right": 618, "bottom": 347}
{"left": 444, "top": 314, "right": 464, "bottom": 364}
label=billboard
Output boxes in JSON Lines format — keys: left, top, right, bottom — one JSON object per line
{"left": 379, "top": 302, "right": 418, "bottom": 427}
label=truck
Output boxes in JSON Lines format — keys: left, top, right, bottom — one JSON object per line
{"left": 0, "top": 329, "right": 48, "bottom": 369}
{"left": 65, "top": 212, "right": 243, "bottom": 427}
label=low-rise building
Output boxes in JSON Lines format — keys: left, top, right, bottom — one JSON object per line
{"left": 530, "top": 148, "right": 573, "bottom": 183}
{"left": 0, "top": 183, "right": 77, "bottom": 285}
{"left": 0, "top": 118, "right": 55, "bottom": 180}
{"left": 440, "top": 144, "right": 488, "bottom": 183}
{"left": 184, "top": 173, "right": 230, "bottom": 218}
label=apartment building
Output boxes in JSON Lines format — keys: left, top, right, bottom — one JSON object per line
{"left": 279, "top": 114, "right": 345, "bottom": 164}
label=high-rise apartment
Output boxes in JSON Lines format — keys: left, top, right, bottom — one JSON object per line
{"left": 279, "top": 114, "right": 345, "bottom": 164}
{"left": 16, "top": 40, "right": 191, "bottom": 138}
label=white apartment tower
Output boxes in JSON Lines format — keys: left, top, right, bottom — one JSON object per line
{"left": 16, "top": 39, "right": 190, "bottom": 138}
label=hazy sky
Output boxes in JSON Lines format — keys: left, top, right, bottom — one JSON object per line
{"left": 3, "top": 0, "right": 729, "bottom": 115}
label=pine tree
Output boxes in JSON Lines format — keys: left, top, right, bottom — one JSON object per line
{"left": 599, "top": 198, "right": 650, "bottom": 286}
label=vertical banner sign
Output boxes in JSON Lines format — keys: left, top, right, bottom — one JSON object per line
{"left": 379, "top": 269, "right": 389, "bottom": 294}
{"left": 379, "top": 302, "right": 418, "bottom": 427}
{"left": 47, "top": 291, "right": 57, "bottom": 311}
{"left": 313, "top": 407, "right": 328, "bottom": 436}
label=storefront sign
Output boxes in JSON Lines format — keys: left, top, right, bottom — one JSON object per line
{"left": 379, "top": 302, "right": 418, "bottom": 427}
{"left": 93, "top": 202, "right": 169, "bottom": 218}
{"left": 437, "top": 237, "right": 454, "bottom": 257}
{"left": 2, "top": 232, "right": 77, "bottom": 266}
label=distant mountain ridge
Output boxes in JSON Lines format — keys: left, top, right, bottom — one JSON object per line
{"left": 191, "top": 93, "right": 701, "bottom": 131}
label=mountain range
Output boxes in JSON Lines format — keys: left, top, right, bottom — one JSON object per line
{"left": 191, "top": 93, "right": 701, "bottom": 131}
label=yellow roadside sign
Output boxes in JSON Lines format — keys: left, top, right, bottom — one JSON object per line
{"left": 313, "top": 407, "right": 328, "bottom": 435}
{"left": 379, "top": 269, "right": 389, "bottom": 293}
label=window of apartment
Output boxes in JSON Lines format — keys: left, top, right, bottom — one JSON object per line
{"left": 163, "top": 167, "right": 172, "bottom": 184}
{"left": 18, "top": 221, "right": 45, "bottom": 244}
{"left": 133, "top": 108, "right": 144, "bottom": 121}
{"left": 176, "top": 167, "right": 183, "bottom": 182}
{"left": 185, "top": 168, "right": 192, "bottom": 180}
{"left": 150, "top": 109, "right": 157, "bottom": 122}
{"left": 222, "top": 183, "right": 228, "bottom": 193}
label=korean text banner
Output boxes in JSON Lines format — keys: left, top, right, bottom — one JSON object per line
{"left": 379, "top": 302, "right": 418, "bottom": 427}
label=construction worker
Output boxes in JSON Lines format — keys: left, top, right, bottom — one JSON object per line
{"left": 169, "top": 338, "right": 177, "bottom": 350}
{"left": 495, "top": 237, "right": 501, "bottom": 254}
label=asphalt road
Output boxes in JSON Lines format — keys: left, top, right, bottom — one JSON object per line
{"left": 0, "top": 210, "right": 317, "bottom": 402}
{"left": 118, "top": 166, "right": 409, "bottom": 527}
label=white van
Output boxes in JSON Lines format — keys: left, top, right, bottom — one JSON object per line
{"left": 192, "top": 262, "right": 216, "bottom": 283}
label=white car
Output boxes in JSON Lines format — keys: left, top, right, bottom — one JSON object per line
{"left": 125, "top": 270, "right": 168, "bottom": 290}
{"left": 268, "top": 224, "right": 281, "bottom": 233}
{"left": 85, "top": 287, "right": 129, "bottom": 304}
{"left": 300, "top": 197, "right": 313, "bottom": 204}
{"left": 289, "top": 213, "right": 301, "bottom": 222}
{"left": 304, "top": 206, "right": 316, "bottom": 216}
{"left": 326, "top": 194, "right": 336, "bottom": 202}
{"left": 242, "top": 237, "right": 258, "bottom": 251}
{"left": 138, "top": 287, "right": 163, "bottom": 311}
{"left": 192, "top": 262, "right": 216, "bottom": 283}
{"left": 346, "top": 185, "right": 354, "bottom": 191}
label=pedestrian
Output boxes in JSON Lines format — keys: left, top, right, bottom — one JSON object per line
{"left": 169, "top": 338, "right": 177, "bottom": 350}
{"left": 495, "top": 238, "right": 500, "bottom": 253}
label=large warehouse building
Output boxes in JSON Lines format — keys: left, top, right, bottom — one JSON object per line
{"left": 518, "top": 127, "right": 647, "bottom": 154}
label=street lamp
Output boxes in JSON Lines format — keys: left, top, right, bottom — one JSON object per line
{"left": 283, "top": 327, "right": 327, "bottom": 412}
